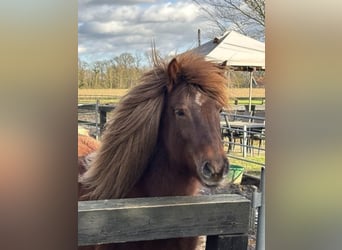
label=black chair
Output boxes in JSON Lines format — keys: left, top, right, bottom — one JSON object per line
{"left": 221, "top": 112, "right": 253, "bottom": 154}
{"left": 220, "top": 113, "right": 236, "bottom": 153}
{"left": 252, "top": 110, "right": 265, "bottom": 123}
{"left": 250, "top": 128, "right": 265, "bottom": 155}
{"left": 249, "top": 110, "right": 265, "bottom": 155}
{"left": 231, "top": 110, "right": 254, "bottom": 154}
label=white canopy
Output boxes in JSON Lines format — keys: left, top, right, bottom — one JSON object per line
{"left": 191, "top": 31, "right": 265, "bottom": 69}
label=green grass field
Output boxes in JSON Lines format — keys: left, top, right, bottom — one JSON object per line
{"left": 78, "top": 88, "right": 265, "bottom": 105}
{"left": 224, "top": 141, "right": 265, "bottom": 176}
{"left": 229, "top": 153, "right": 265, "bottom": 172}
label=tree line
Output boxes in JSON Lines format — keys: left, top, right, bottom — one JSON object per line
{"left": 78, "top": 51, "right": 264, "bottom": 89}
{"left": 78, "top": 52, "right": 149, "bottom": 89}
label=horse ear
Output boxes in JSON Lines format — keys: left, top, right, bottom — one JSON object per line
{"left": 221, "top": 60, "right": 227, "bottom": 67}
{"left": 167, "top": 58, "right": 180, "bottom": 92}
{"left": 217, "top": 60, "right": 228, "bottom": 71}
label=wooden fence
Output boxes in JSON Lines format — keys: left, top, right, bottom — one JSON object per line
{"left": 78, "top": 194, "right": 250, "bottom": 249}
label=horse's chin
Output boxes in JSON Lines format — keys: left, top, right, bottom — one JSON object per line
{"left": 199, "top": 177, "right": 225, "bottom": 188}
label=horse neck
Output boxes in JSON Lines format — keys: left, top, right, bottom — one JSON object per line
{"left": 129, "top": 139, "right": 201, "bottom": 198}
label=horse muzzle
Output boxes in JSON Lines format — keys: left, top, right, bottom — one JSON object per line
{"left": 199, "top": 158, "right": 229, "bottom": 187}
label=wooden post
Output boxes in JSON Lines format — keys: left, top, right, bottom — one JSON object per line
{"left": 206, "top": 234, "right": 249, "bottom": 250}
{"left": 99, "top": 109, "right": 106, "bottom": 131}
{"left": 95, "top": 100, "right": 99, "bottom": 140}
{"left": 98, "top": 105, "right": 115, "bottom": 133}
{"left": 248, "top": 71, "right": 253, "bottom": 112}
{"left": 256, "top": 167, "right": 265, "bottom": 250}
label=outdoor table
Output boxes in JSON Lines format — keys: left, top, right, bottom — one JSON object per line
{"left": 221, "top": 112, "right": 265, "bottom": 157}
{"left": 229, "top": 121, "right": 265, "bottom": 157}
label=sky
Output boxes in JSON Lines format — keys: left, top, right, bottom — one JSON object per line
{"left": 78, "top": 0, "right": 213, "bottom": 64}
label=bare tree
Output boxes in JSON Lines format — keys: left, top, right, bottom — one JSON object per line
{"left": 78, "top": 52, "right": 148, "bottom": 89}
{"left": 193, "top": 0, "right": 265, "bottom": 40}
{"left": 78, "top": 58, "right": 87, "bottom": 88}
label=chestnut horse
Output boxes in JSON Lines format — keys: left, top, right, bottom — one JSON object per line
{"left": 78, "top": 52, "right": 230, "bottom": 250}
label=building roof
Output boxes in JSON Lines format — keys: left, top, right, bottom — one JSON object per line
{"left": 191, "top": 31, "right": 265, "bottom": 69}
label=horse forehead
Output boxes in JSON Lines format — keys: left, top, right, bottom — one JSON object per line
{"left": 194, "top": 91, "right": 205, "bottom": 106}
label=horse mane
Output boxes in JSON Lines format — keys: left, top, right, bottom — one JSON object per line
{"left": 80, "top": 52, "right": 229, "bottom": 200}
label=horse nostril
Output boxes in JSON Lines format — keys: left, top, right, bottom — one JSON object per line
{"left": 201, "top": 161, "right": 214, "bottom": 179}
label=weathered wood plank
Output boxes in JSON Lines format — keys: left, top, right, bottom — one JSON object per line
{"left": 78, "top": 194, "right": 250, "bottom": 246}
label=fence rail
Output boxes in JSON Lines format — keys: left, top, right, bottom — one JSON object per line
{"left": 78, "top": 95, "right": 265, "bottom": 106}
{"left": 78, "top": 95, "right": 122, "bottom": 105}
{"left": 78, "top": 194, "right": 250, "bottom": 249}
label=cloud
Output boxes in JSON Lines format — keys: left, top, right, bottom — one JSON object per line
{"left": 78, "top": 46, "right": 87, "bottom": 53}
{"left": 79, "top": 21, "right": 125, "bottom": 35}
{"left": 141, "top": 2, "right": 200, "bottom": 23}
{"left": 79, "top": 0, "right": 157, "bottom": 7}
{"left": 79, "top": 4, "right": 141, "bottom": 23}
{"left": 78, "top": 0, "right": 211, "bottom": 63}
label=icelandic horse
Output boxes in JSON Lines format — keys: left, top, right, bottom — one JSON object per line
{"left": 78, "top": 52, "right": 230, "bottom": 250}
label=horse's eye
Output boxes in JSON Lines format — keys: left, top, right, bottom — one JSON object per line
{"left": 174, "top": 109, "right": 185, "bottom": 117}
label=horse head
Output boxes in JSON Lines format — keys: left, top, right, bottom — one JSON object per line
{"left": 161, "top": 56, "right": 229, "bottom": 187}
